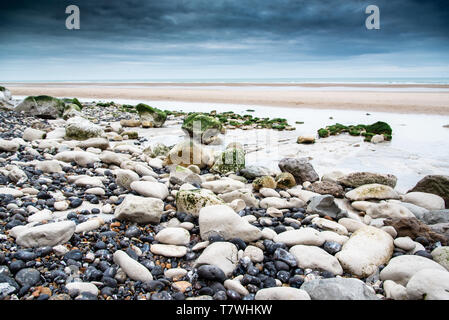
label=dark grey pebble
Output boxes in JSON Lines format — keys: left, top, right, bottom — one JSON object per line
{"left": 15, "top": 268, "right": 41, "bottom": 287}
{"left": 323, "top": 241, "right": 342, "bottom": 255}
{"left": 273, "top": 248, "right": 297, "bottom": 267}
{"left": 197, "top": 265, "right": 227, "bottom": 283}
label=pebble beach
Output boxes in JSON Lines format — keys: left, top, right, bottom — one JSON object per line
{"left": 0, "top": 85, "right": 449, "bottom": 301}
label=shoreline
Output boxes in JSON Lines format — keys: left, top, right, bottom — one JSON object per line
{"left": 5, "top": 82, "right": 449, "bottom": 88}
{"left": 6, "top": 83, "right": 449, "bottom": 116}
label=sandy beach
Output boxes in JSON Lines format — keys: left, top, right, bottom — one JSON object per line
{"left": 6, "top": 82, "right": 449, "bottom": 115}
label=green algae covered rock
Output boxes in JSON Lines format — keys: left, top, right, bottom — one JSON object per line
{"left": 176, "top": 188, "right": 224, "bottom": 216}
{"left": 253, "top": 175, "right": 277, "bottom": 191}
{"left": 182, "top": 113, "right": 223, "bottom": 144}
{"left": 150, "top": 143, "right": 171, "bottom": 157}
{"left": 62, "top": 103, "right": 83, "bottom": 120}
{"left": 15, "top": 95, "right": 66, "bottom": 119}
{"left": 317, "top": 121, "right": 393, "bottom": 142}
{"left": 275, "top": 172, "right": 296, "bottom": 189}
{"left": 211, "top": 148, "right": 246, "bottom": 174}
{"left": 165, "top": 140, "right": 215, "bottom": 169}
{"left": 62, "top": 98, "right": 83, "bottom": 110}
{"left": 65, "top": 116, "right": 104, "bottom": 140}
{"left": 135, "top": 103, "right": 167, "bottom": 128}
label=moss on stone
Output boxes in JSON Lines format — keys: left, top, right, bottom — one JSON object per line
{"left": 182, "top": 113, "right": 223, "bottom": 141}
{"left": 253, "top": 175, "right": 277, "bottom": 191}
{"left": 135, "top": 103, "right": 167, "bottom": 127}
{"left": 318, "top": 128, "right": 330, "bottom": 138}
{"left": 121, "top": 131, "right": 139, "bottom": 139}
{"left": 365, "top": 121, "right": 392, "bottom": 135}
{"left": 275, "top": 172, "right": 296, "bottom": 189}
{"left": 211, "top": 148, "right": 245, "bottom": 174}
{"left": 318, "top": 121, "right": 393, "bottom": 142}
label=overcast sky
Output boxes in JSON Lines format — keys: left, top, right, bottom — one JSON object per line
{"left": 1, "top": 0, "right": 449, "bottom": 81}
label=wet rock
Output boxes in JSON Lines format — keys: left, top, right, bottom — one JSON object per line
{"left": 338, "top": 172, "right": 397, "bottom": 188}
{"left": 307, "top": 195, "right": 343, "bottom": 219}
{"left": 311, "top": 181, "right": 345, "bottom": 198}
{"left": 278, "top": 158, "right": 319, "bottom": 184}
{"left": 383, "top": 217, "right": 447, "bottom": 244}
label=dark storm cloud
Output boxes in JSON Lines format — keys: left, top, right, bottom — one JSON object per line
{"left": 1, "top": 0, "right": 448, "bottom": 80}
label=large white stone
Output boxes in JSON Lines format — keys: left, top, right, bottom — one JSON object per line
{"left": 194, "top": 242, "right": 238, "bottom": 276}
{"left": 273, "top": 228, "right": 325, "bottom": 247}
{"left": 176, "top": 189, "right": 224, "bottom": 216}
{"left": 201, "top": 178, "right": 246, "bottom": 194}
{"left": 65, "top": 282, "right": 99, "bottom": 296}
{"left": 0, "top": 139, "right": 19, "bottom": 152}
{"left": 65, "top": 116, "right": 104, "bottom": 140}
{"left": 155, "top": 227, "right": 190, "bottom": 245}
{"left": 401, "top": 192, "right": 445, "bottom": 211}
{"left": 73, "top": 176, "right": 104, "bottom": 188}
{"left": 0, "top": 187, "right": 23, "bottom": 198}
{"left": 115, "top": 169, "right": 139, "bottom": 190}
{"left": 27, "top": 209, "right": 53, "bottom": 223}
{"left": 431, "top": 246, "right": 449, "bottom": 271}
{"left": 345, "top": 184, "right": 399, "bottom": 201}
{"left": 198, "top": 205, "right": 262, "bottom": 242}
{"left": 383, "top": 280, "right": 408, "bottom": 300}
{"left": 319, "top": 231, "right": 349, "bottom": 245}
{"left": 337, "top": 218, "right": 367, "bottom": 233}
{"left": 312, "top": 217, "right": 348, "bottom": 235}
{"left": 366, "top": 202, "right": 415, "bottom": 219}
{"left": 22, "top": 128, "right": 46, "bottom": 141}
{"left": 255, "top": 287, "right": 311, "bottom": 300}
{"left": 35, "top": 160, "right": 63, "bottom": 173}
{"left": 336, "top": 226, "right": 394, "bottom": 278}
{"left": 130, "top": 180, "right": 169, "bottom": 200}
{"left": 54, "top": 150, "right": 100, "bottom": 167}
{"left": 224, "top": 279, "right": 249, "bottom": 296}
{"left": 219, "top": 189, "right": 260, "bottom": 208}
{"left": 243, "top": 245, "right": 264, "bottom": 263}
{"left": 114, "top": 194, "right": 164, "bottom": 224}
{"left": 406, "top": 268, "right": 449, "bottom": 300}
{"left": 15, "top": 221, "right": 76, "bottom": 248}
{"left": 290, "top": 245, "right": 343, "bottom": 275}
{"left": 393, "top": 237, "right": 416, "bottom": 251}
{"left": 286, "top": 188, "right": 319, "bottom": 202}
{"left": 380, "top": 255, "right": 447, "bottom": 286}
{"left": 113, "top": 250, "right": 153, "bottom": 282}
{"left": 75, "top": 218, "right": 104, "bottom": 233}
{"left": 260, "top": 197, "right": 304, "bottom": 209}
{"left": 150, "top": 244, "right": 187, "bottom": 257}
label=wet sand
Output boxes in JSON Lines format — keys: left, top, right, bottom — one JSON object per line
{"left": 6, "top": 82, "right": 449, "bottom": 115}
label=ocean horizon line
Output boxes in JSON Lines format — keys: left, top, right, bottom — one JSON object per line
{"left": 2, "top": 77, "right": 449, "bottom": 85}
